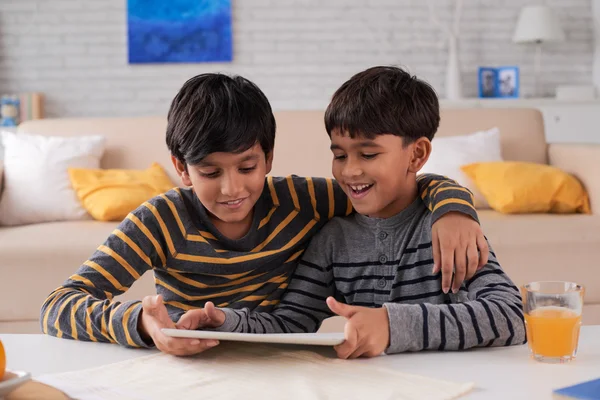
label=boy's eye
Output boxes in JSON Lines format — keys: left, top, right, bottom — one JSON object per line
{"left": 333, "top": 154, "right": 346, "bottom": 161}
{"left": 239, "top": 166, "right": 257, "bottom": 174}
{"left": 362, "top": 153, "right": 379, "bottom": 160}
{"left": 200, "top": 171, "right": 220, "bottom": 178}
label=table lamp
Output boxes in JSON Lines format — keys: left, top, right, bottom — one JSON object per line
{"left": 513, "top": 5, "right": 565, "bottom": 97}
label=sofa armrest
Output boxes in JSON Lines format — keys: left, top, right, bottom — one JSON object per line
{"left": 548, "top": 144, "right": 600, "bottom": 215}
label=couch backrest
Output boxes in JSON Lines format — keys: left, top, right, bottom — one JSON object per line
{"left": 437, "top": 108, "right": 547, "bottom": 164}
{"left": 269, "top": 108, "right": 548, "bottom": 178}
{"left": 17, "top": 108, "right": 547, "bottom": 182}
{"left": 18, "top": 116, "right": 176, "bottom": 180}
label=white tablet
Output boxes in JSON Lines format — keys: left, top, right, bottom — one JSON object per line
{"left": 161, "top": 329, "right": 345, "bottom": 346}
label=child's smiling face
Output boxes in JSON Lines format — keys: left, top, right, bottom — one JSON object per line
{"left": 330, "top": 131, "right": 430, "bottom": 219}
{"left": 174, "top": 143, "right": 272, "bottom": 239}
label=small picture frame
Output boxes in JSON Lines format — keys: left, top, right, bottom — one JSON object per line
{"left": 478, "top": 66, "right": 520, "bottom": 99}
{"left": 478, "top": 67, "right": 497, "bottom": 98}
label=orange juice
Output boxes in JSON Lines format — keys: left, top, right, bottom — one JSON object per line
{"left": 524, "top": 306, "right": 581, "bottom": 358}
{"left": 0, "top": 339, "right": 5, "bottom": 380}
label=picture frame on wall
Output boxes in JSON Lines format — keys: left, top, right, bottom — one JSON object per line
{"left": 478, "top": 66, "right": 520, "bottom": 98}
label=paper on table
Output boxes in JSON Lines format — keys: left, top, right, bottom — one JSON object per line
{"left": 37, "top": 342, "right": 474, "bottom": 400}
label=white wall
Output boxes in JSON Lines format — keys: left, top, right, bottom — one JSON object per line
{"left": 593, "top": 0, "right": 600, "bottom": 88}
{"left": 0, "top": 0, "right": 593, "bottom": 118}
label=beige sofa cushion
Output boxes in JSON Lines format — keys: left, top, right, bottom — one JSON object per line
{"left": 0, "top": 221, "right": 156, "bottom": 322}
{"left": 479, "top": 210, "right": 600, "bottom": 308}
{"left": 0, "top": 160, "right": 3, "bottom": 197}
{"left": 437, "top": 108, "right": 547, "bottom": 164}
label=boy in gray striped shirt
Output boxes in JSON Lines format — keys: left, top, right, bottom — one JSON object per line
{"left": 178, "top": 66, "right": 526, "bottom": 358}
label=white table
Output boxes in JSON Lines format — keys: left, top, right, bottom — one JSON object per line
{"left": 1, "top": 326, "right": 599, "bottom": 400}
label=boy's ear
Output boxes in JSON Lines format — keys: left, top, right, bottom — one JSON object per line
{"left": 265, "top": 151, "right": 274, "bottom": 175}
{"left": 171, "top": 155, "right": 193, "bottom": 186}
{"left": 408, "top": 137, "right": 432, "bottom": 173}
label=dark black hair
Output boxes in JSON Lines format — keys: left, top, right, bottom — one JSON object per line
{"left": 166, "top": 73, "right": 276, "bottom": 165}
{"left": 324, "top": 66, "right": 440, "bottom": 144}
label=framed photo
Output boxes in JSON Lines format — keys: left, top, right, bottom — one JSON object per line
{"left": 497, "top": 66, "right": 519, "bottom": 98}
{"left": 478, "top": 67, "right": 497, "bottom": 98}
{"left": 478, "top": 66, "right": 520, "bottom": 99}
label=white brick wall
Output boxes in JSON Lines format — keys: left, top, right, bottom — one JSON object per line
{"left": 0, "top": 0, "right": 593, "bottom": 118}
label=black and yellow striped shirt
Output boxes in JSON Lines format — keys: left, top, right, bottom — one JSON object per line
{"left": 40, "top": 174, "right": 477, "bottom": 347}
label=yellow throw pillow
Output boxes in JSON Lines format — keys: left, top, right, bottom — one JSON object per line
{"left": 69, "top": 163, "right": 175, "bottom": 221}
{"left": 461, "top": 161, "right": 590, "bottom": 214}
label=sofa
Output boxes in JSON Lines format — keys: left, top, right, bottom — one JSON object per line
{"left": 1, "top": 108, "right": 599, "bottom": 333}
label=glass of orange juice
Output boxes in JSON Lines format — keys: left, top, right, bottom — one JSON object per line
{"left": 522, "top": 281, "right": 584, "bottom": 363}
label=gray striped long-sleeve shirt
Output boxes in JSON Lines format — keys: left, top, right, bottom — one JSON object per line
{"left": 215, "top": 197, "right": 526, "bottom": 353}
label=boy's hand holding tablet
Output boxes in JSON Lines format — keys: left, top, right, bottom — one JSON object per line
{"left": 138, "top": 295, "right": 219, "bottom": 356}
{"left": 176, "top": 301, "right": 226, "bottom": 331}
{"left": 325, "top": 297, "right": 390, "bottom": 359}
{"left": 175, "top": 298, "right": 391, "bottom": 359}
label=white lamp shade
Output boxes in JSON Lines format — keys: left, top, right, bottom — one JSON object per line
{"left": 513, "top": 6, "right": 565, "bottom": 44}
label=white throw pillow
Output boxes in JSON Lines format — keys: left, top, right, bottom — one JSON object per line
{"left": 0, "top": 131, "right": 105, "bottom": 226}
{"left": 419, "top": 127, "right": 503, "bottom": 209}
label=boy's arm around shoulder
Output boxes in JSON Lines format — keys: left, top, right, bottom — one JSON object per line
{"left": 418, "top": 173, "right": 489, "bottom": 293}
{"left": 383, "top": 243, "right": 526, "bottom": 354}
{"left": 417, "top": 173, "right": 479, "bottom": 224}
{"left": 324, "top": 174, "right": 479, "bottom": 222}
{"left": 40, "top": 198, "right": 169, "bottom": 347}
{"left": 211, "top": 220, "right": 340, "bottom": 334}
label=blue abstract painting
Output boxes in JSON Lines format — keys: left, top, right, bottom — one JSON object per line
{"left": 127, "top": 0, "right": 232, "bottom": 64}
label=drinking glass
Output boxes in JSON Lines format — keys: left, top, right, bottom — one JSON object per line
{"left": 521, "top": 281, "right": 584, "bottom": 363}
